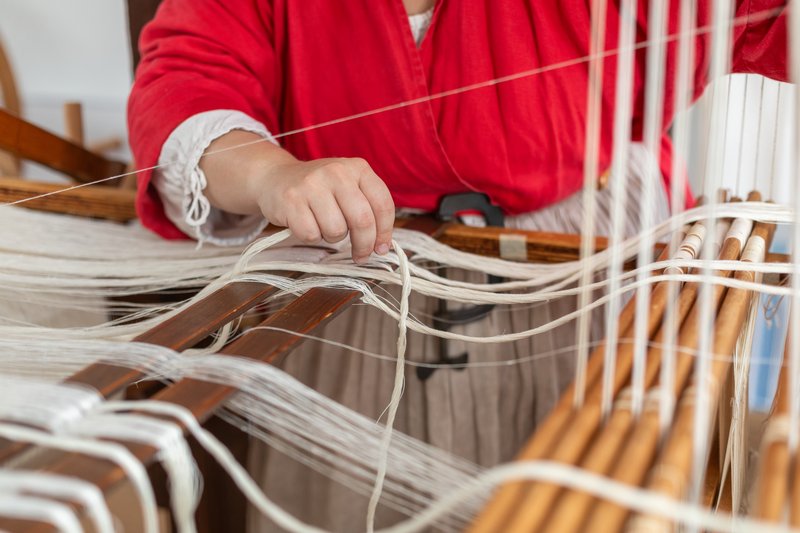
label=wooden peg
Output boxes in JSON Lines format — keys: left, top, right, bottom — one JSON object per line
{"left": 63, "top": 101, "right": 85, "bottom": 146}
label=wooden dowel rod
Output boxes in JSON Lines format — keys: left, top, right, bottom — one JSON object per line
{"left": 469, "top": 226, "right": 689, "bottom": 533}
{"left": 0, "top": 35, "right": 21, "bottom": 115}
{"left": 752, "top": 333, "right": 792, "bottom": 521}
{"left": 624, "top": 221, "right": 774, "bottom": 532}
{"left": 534, "top": 194, "right": 758, "bottom": 533}
{"left": 510, "top": 222, "right": 741, "bottom": 533}
{"left": 63, "top": 102, "right": 84, "bottom": 146}
{"left": 540, "top": 401, "right": 635, "bottom": 533}
{"left": 790, "top": 449, "right": 800, "bottom": 527}
{"left": 541, "top": 268, "right": 706, "bottom": 533}
{"left": 757, "top": 439, "right": 792, "bottom": 522}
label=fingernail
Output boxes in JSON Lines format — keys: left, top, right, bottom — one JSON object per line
{"left": 376, "top": 243, "right": 390, "bottom": 255}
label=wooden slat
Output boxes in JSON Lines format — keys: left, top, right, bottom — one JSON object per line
{"left": 69, "top": 280, "right": 293, "bottom": 397}
{"left": 0, "top": 177, "right": 136, "bottom": 221}
{"left": 0, "top": 285, "right": 385, "bottom": 533}
{"left": 0, "top": 109, "right": 126, "bottom": 184}
{"left": 438, "top": 224, "right": 791, "bottom": 266}
{"left": 0, "top": 280, "right": 292, "bottom": 466}
{"left": 438, "top": 224, "right": 665, "bottom": 264}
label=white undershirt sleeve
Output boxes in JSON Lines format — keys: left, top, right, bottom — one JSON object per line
{"left": 153, "top": 110, "right": 275, "bottom": 247}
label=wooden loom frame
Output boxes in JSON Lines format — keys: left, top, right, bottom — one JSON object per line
{"left": 0, "top": 112, "right": 655, "bottom": 531}
{"left": 0, "top": 214, "right": 675, "bottom": 532}
{"left": 0, "top": 195, "right": 790, "bottom": 532}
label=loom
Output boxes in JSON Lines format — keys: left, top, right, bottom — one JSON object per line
{"left": 1, "top": 1, "right": 800, "bottom": 532}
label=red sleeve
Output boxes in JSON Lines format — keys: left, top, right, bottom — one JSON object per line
{"left": 689, "top": 0, "right": 788, "bottom": 97}
{"left": 127, "top": 0, "right": 279, "bottom": 239}
{"left": 647, "top": 1, "right": 787, "bottom": 208}
{"left": 731, "top": 0, "right": 788, "bottom": 80}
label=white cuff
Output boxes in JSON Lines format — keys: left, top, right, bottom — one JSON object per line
{"left": 153, "top": 110, "right": 275, "bottom": 246}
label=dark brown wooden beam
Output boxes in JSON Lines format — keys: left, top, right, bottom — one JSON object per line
{"left": 438, "top": 224, "right": 665, "bottom": 263}
{"left": 0, "top": 177, "right": 136, "bottom": 221}
{"left": 0, "top": 109, "right": 126, "bottom": 184}
{"left": 0, "top": 217, "right": 443, "bottom": 532}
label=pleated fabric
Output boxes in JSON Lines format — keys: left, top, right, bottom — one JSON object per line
{"left": 248, "top": 144, "right": 671, "bottom": 532}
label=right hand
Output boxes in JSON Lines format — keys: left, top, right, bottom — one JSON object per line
{"left": 256, "top": 157, "right": 396, "bottom": 263}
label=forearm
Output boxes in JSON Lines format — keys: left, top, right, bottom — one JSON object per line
{"left": 200, "top": 130, "right": 297, "bottom": 216}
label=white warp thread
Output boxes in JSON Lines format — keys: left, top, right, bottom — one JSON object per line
{"left": 0, "top": 494, "right": 84, "bottom": 533}
{"left": 72, "top": 412, "right": 201, "bottom": 533}
{"left": 366, "top": 238, "right": 411, "bottom": 532}
{"left": 0, "top": 471, "right": 114, "bottom": 533}
{"left": 0, "top": 423, "right": 159, "bottom": 533}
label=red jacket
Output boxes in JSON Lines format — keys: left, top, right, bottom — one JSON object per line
{"left": 129, "top": 0, "right": 788, "bottom": 240}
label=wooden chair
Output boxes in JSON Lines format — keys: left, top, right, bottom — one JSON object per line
{"left": 0, "top": 33, "right": 21, "bottom": 177}
{"left": 0, "top": 27, "right": 136, "bottom": 222}
{"left": 0, "top": 109, "right": 136, "bottom": 221}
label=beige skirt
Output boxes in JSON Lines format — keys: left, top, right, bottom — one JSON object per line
{"left": 249, "top": 145, "right": 671, "bottom": 532}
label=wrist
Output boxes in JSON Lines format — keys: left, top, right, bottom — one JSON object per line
{"left": 248, "top": 152, "right": 299, "bottom": 217}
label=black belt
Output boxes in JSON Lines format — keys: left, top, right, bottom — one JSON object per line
{"left": 417, "top": 193, "right": 505, "bottom": 381}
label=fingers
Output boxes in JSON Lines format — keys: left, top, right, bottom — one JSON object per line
{"left": 358, "top": 166, "right": 395, "bottom": 255}
{"left": 334, "top": 187, "right": 376, "bottom": 263}
{"left": 308, "top": 193, "right": 349, "bottom": 244}
{"left": 285, "top": 203, "right": 321, "bottom": 244}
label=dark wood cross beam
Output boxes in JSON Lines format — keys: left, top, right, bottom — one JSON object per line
{"left": 0, "top": 216, "right": 443, "bottom": 533}
{"left": 0, "top": 109, "right": 127, "bottom": 185}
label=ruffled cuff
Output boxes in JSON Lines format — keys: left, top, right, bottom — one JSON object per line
{"left": 153, "top": 110, "right": 275, "bottom": 246}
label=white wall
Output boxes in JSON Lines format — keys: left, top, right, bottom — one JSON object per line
{"left": 0, "top": 0, "right": 133, "bottom": 180}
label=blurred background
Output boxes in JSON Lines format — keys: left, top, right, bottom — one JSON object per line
{"left": 0, "top": 0, "right": 133, "bottom": 178}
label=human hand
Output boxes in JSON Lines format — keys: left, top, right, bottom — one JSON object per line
{"left": 256, "top": 157, "right": 395, "bottom": 263}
